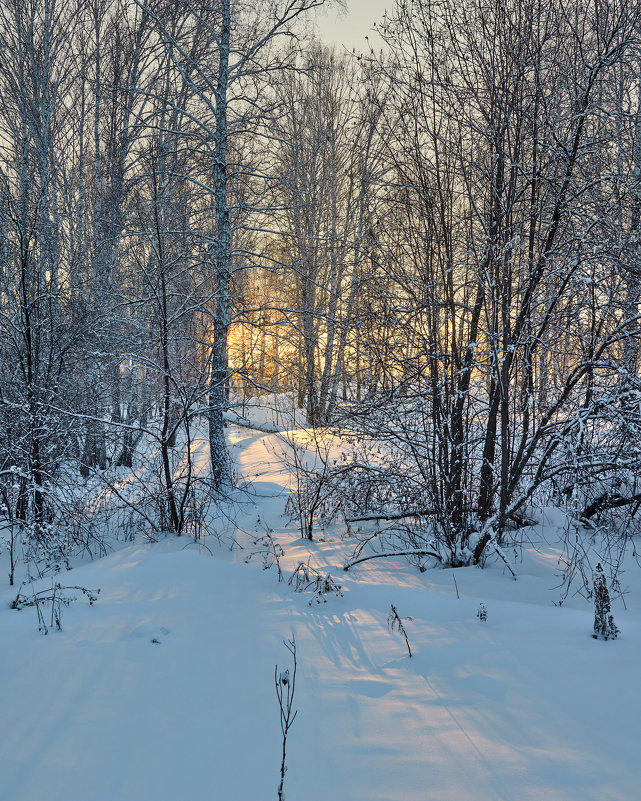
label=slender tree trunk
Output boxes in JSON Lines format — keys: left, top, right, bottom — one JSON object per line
{"left": 208, "top": 0, "right": 232, "bottom": 489}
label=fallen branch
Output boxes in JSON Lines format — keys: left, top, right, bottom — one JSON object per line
{"left": 223, "top": 411, "right": 281, "bottom": 434}
{"left": 345, "top": 509, "right": 435, "bottom": 523}
{"left": 581, "top": 491, "right": 641, "bottom": 521}
{"left": 344, "top": 549, "right": 442, "bottom": 571}
{"left": 477, "top": 537, "right": 517, "bottom": 580}
{"left": 504, "top": 511, "right": 537, "bottom": 529}
{"left": 492, "top": 544, "right": 517, "bottom": 579}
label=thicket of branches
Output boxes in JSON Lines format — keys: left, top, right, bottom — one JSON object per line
{"left": 1, "top": 0, "right": 641, "bottom": 577}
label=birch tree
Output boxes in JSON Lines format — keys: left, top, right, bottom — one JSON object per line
{"left": 272, "top": 45, "right": 387, "bottom": 425}
{"left": 0, "top": 0, "right": 85, "bottom": 526}
{"left": 137, "top": 0, "right": 328, "bottom": 489}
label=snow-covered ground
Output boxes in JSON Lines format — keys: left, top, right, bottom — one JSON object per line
{"left": 1, "top": 416, "right": 639, "bottom": 801}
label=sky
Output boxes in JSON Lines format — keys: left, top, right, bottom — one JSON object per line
{"left": 312, "top": 0, "right": 391, "bottom": 53}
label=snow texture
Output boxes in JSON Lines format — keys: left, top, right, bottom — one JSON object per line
{"left": 0, "top": 420, "right": 639, "bottom": 801}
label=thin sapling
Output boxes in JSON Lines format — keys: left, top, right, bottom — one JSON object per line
{"left": 388, "top": 603, "right": 413, "bottom": 657}
{"left": 275, "top": 637, "right": 298, "bottom": 801}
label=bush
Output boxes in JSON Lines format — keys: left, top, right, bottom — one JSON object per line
{"left": 592, "top": 563, "right": 619, "bottom": 640}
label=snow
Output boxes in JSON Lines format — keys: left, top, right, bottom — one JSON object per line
{"left": 1, "top": 417, "right": 639, "bottom": 801}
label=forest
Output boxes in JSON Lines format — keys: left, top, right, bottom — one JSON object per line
{"left": 3, "top": 0, "right": 641, "bottom": 571}
{"left": 0, "top": 0, "right": 640, "bottom": 798}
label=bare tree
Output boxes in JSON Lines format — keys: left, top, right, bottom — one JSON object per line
{"left": 333, "top": 0, "right": 641, "bottom": 566}
{"left": 271, "top": 45, "right": 388, "bottom": 425}
{"left": 137, "top": 0, "right": 329, "bottom": 489}
{"left": 0, "top": 0, "right": 85, "bottom": 529}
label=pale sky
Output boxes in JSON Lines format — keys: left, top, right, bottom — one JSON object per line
{"left": 312, "top": 0, "right": 391, "bottom": 53}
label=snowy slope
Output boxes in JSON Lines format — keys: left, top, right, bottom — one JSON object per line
{"left": 0, "top": 422, "right": 639, "bottom": 801}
